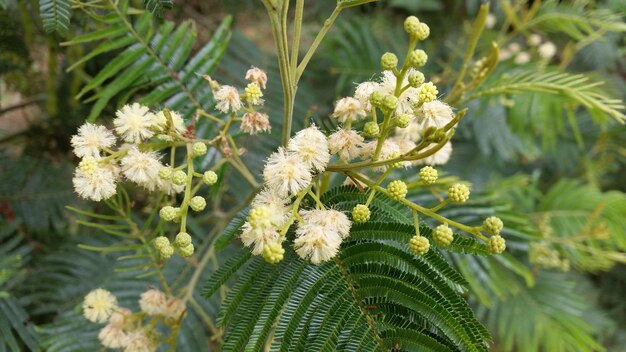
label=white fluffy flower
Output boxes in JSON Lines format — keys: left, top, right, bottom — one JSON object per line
{"left": 139, "top": 289, "right": 167, "bottom": 316}
{"left": 122, "top": 331, "right": 157, "bottom": 352}
{"left": 99, "top": 324, "right": 126, "bottom": 348}
{"left": 360, "top": 140, "right": 401, "bottom": 172}
{"left": 415, "top": 100, "right": 455, "bottom": 132}
{"left": 389, "top": 137, "right": 417, "bottom": 168}
{"left": 301, "top": 209, "right": 351, "bottom": 239}
{"left": 245, "top": 66, "right": 268, "bottom": 89}
{"left": 378, "top": 69, "right": 420, "bottom": 115}
{"left": 157, "top": 178, "right": 185, "bottom": 195}
{"left": 538, "top": 42, "right": 556, "bottom": 59}
{"left": 71, "top": 123, "right": 116, "bottom": 158}
{"left": 109, "top": 307, "right": 132, "bottom": 327}
{"left": 418, "top": 141, "right": 453, "bottom": 166}
{"left": 251, "top": 189, "right": 290, "bottom": 225}
{"left": 528, "top": 34, "right": 542, "bottom": 46}
{"left": 508, "top": 43, "right": 521, "bottom": 53}
{"left": 240, "top": 111, "right": 271, "bottom": 135}
{"left": 152, "top": 110, "right": 187, "bottom": 135}
{"left": 73, "top": 162, "right": 118, "bottom": 202}
{"left": 287, "top": 125, "right": 330, "bottom": 172}
{"left": 354, "top": 81, "right": 379, "bottom": 112}
{"left": 485, "top": 13, "right": 496, "bottom": 29}
{"left": 498, "top": 49, "right": 512, "bottom": 61}
{"left": 395, "top": 121, "right": 422, "bottom": 142}
{"left": 514, "top": 52, "right": 531, "bottom": 65}
{"left": 240, "top": 222, "right": 281, "bottom": 255}
{"left": 83, "top": 288, "right": 118, "bottom": 323}
{"left": 263, "top": 147, "right": 312, "bottom": 197}
{"left": 215, "top": 85, "right": 243, "bottom": 113}
{"left": 331, "top": 97, "right": 366, "bottom": 124}
{"left": 113, "top": 103, "right": 156, "bottom": 143}
{"left": 120, "top": 148, "right": 162, "bottom": 190}
{"left": 294, "top": 215, "right": 343, "bottom": 264}
{"left": 327, "top": 129, "right": 364, "bottom": 162}
{"left": 163, "top": 297, "right": 186, "bottom": 321}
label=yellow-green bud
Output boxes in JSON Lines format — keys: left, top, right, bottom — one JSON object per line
{"left": 159, "top": 167, "right": 173, "bottom": 180}
{"left": 387, "top": 180, "right": 408, "bottom": 200}
{"left": 370, "top": 91, "right": 385, "bottom": 107}
{"left": 203, "top": 170, "right": 218, "bottom": 185}
{"left": 192, "top": 142, "right": 207, "bottom": 157}
{"left": 387, "top": 152, "right": 403, "bottom": 169}
{"left": 409, "top": 235, "right": 430, "bottom": 255}
{"left": 263, "top": 242, "right": 285, "bottom": 264}
{"left": 153, "top": 236, "right": 170, "bottom": 250}
{"left": 352, "top": 204, "right": 371, "bottom": 223}
{"left": 363, "top": 121, "right": 380, "bottom": 138}
{"left": 381, "top": 52, "right": 398, "bottom": 70}
{"left": 433, "top": 224, "right": 453, "bottom": 246}
{"left": 483, "top": 216, "right": 504, "bottom": 235}
{"left": 244, "top": 82, "right": 263, "bottom": 105}
{"left": 382, "top": 95, "right": 398, "bottom": 112}
{"left": 78, "top": 157, "right": 98, "bottom": 175}
{"left": 395, "top": 114, "right": 411, "bottom": 128}
{"left": 418, "top": 82, "right": 438, "bottom": 103}
{"left": 409, "top": 49, "right": 428, "bottom": 67}
{"left": 448, "top": 184, "right": 470, "bottom": 203}
{"left": 178, "top": 244, "right": 195, "bottom": 257}
{"left": 488, "top": 235, "right": 506, "bottom": 254}
{"left": 174, "top": 232, "right": 192, "bottom": 247}
{"left": 404, "top": 16, "right": 421, "bottom": 35}
{"left": 419, "top": 166, "right": 438, "bottom": 185}
{"left": 248, "top": 206, "right": 272, "bottom": 229}
{"left": 172, "top": 170, "right": 187, "bottom": 185}
{"left": 416, "top": 22, "right": 430, "bottom": 40}
{"left": 160, "top": 244, "right": 174, "bottom": 259}
{"left": 189, "top": 196, "right": 206, "bottom": 212}
{"left": 408, "top": 71, "right": 425, "bottom": 87}
{"left": 160, "top": 206, "right": 178, "bottom": 222}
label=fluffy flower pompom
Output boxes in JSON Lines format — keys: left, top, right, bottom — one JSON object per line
{"left": 378, "top": 69, "right": 421, "bottom": 114}
{"left": 240, "top": 111, "right": 271, "bottom": 135}
{"left": 113, "top": 103, "right": 156, "bottom": 143}
{"left": 73, "top": 160, "right": 118, "bottom": 202}
{"left": 71, "top": 123, "right": 116, "bottom": 158}
{"left": 287, "top": 125, "right": 330, "bottom": 172}
{"left": 263, "top": 147, "right": 312, "bottom": 197}
{"left": 417, "top": 141, "right": 452, "bottom": 166}
{"left": 215, "top": 85, "right": 243, "bottom": 113}
{"left": 139, "top": 289, "right": 167, "bottom": 316}
{"left": 120, "top": 148, "right": 163, "bottom": 191}
{"left": 245, "top": 66, "right": 268, "bottom": 89}
{"left": 98, "top": 324, "right": 126, "bottom": 348}
{"left": 122, "top": 330, "right": 157, "bottom": 352}
{"left": 83, "top": 288, "right": 118, "bottom": 323}
{"left": 415, "top": 100, "right": 455, "bottom": 132}
{"left": 327, "top": 129, "right": 364, "bottom": 162}
{"left": 332, "top": 97, "right": 366, "bottom": 124}
{"left": 240, "top": 222, "right": 281, "bottom": 255}
{"left": 354, "top": 81, "right": 378, "bottom": 112}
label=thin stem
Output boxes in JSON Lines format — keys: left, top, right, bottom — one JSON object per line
{"left": 295, "top": 6, "right": 342, "bottom": 81}
{"left": 290, "top": 0, "right": 305, "bottom": 79}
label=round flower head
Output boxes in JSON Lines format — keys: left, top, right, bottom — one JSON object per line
{"left": 139, "top": 289, "right": 166, "bottom": 316}
{"left": 300, "top": 209, "right": 352, "bottom": 239}
{"left": 263, "top": 241, "right": 285, "bottom": 264}
{"left": 389, "top": 137, "right": 417, "bottom": 168}
{"left": 415, "top": 100, "right": 455, "bottom": 132}
{"left": 73, "top": 162, "right": 118, "bottom": 202}
{"left": 122, "top": 330, "right": 157, "bottom": 352}
{"left": 263, "top": 147, "right": 312, "bottom": 197}
{"left": 378, "top": 69, "right": 420, "bottom": 115}
{"left": 354, "top": 81, "right": 379, "bottom": 112}
{"left": 287, "top": 125, "right": 330, "bottom": 172}
{"left": 71, "top": 123, "right": 116, "bottom": 158}
{"left": 395, "top": 121, "right": 422, "bottom": 142}
{"left": 245, "top": 66, "right": 268, "bottom": 89}
{"left": 488, "top": 235, "right": 506, "bottom": 254}
{"left": 241, "top": 111, "right": 271, "bottom": 135}
{"left": 360, "top": 140, "right": 401, "bottom": 172}
{"left": 327, "top": 129, "right": 364, "bottom": 162}
{"left": 244, "top": 82, "right": 264, "bottom": 105}
{"left": 528, "top": 33, "right": 542, "bottom": 46}
{"left": 164, "top": 297, "right": 186, "bottom": 321}
{"left": 83, "top": 288, "right": 118, "bottom": 323}
{"left": 538, "top": 42, "right": 557, "bottom": 59}
{"left": 409, "top": 235, "right": 430, "bottom": 255}
{"left": 294, "top": 220, "right": 342, "bottom": 264}
{"left": 417, "top": 141, "right": 452, "bottom": 166}
{"left": 152, "top": 110, "right": 187, "bottom": 135}
{"left": 99, "top": 324, "right": 126, "bottom": 348}
{"left": 485, "top": 13, "right": 496, "bottom": 29}
{"left": 514, "top": 52, "right": 531, "bottom": 65}
{"left": 332, "top": 97, "right": 366, "bottom": 124}
{"left": 156, "top": 178, "right": 185, "bottom": 195}
{"left": 251, "top": 189, "right": 290, "bottom": 226}
{"left": 448, "top": 183, "right": 470, "bottom": 203}
{"left": 120, "top": 148, "right": 162, "bottom": 191}
{"left": 418, "top": 82, "right": 438, "bottom": 103}
{"left": 214, "top": 85, "right": 243, "bottom": 113}
{"left": 352, "top": 204, "right": 371, "bottom": 223}
{"left": 240, "top": 221, "right": 281, "bottom": 255}
{"left": 108, "top": 307, "right": 132, "bottom": 327}
{"left": 113, "top": 103, "right": 156, "bottom": 143}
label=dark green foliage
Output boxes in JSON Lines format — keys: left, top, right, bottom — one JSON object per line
{"left": 39, "top": 0, "right": 71, "bottom": 36}
{"left": 144, "top": 0, "right": 173, "bottom": 17}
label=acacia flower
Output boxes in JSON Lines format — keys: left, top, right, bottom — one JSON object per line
{"left": 73, "top": 160, "right": 118, "bottom": 202}
{"left": 83, "top": 288, "right": 118, "bottom": 323}
{"left": 240, "top": 222, "right": 281, "bottom": 255}
{"left": 287, "top": 125, "right": 330, "bottom": 172}
{"left": 378, "top": 69, "right": 421, "bottom": 115}
{"left": 294, "top": 210, "right": 346, "bottom": 264}
{"left": 415, "top": 100, "right": 455, "bottom": 132}
{"left": 120, "top": 148, "right": 162, "bottom": 191}
{"left": 417, "top": 141, "right": 452, "bottom": 166}
{"left": 251, "top": 189, "right": 290, "bottom": 225}
{"left": 113, "top": 103, "right": 156, "bottom": 143}
{"left": 215, "top": 85, "right": 243, "bottom": 113}
{"left": 99, "top": 324, "right": 126, "bottom": 348}
{"left": 354, "top": 81, "right": 378, "bottom": 112}
{"left": 332, "top": 97, "right": 366, "bottom": 123}
{"left": 122, "top": 330, "right": 157, "bottom": 352}
{"left": 245, "top": 66, "right": 268, "bottom": 89}
{"left": 327, "top": 129, "right": 364, "bottom": 162}
{"left": 152, "top": 110, "right": 187, "bottom": 135}
{"left": 263, "top": 147, "right": 312, "bottom": 197}
{"left": 71, "top": 123, "right": 116, "bottom": 158}
{"left": 139, "top": 289, "right": 167, "bottom": 316}
{"left": 240, "top": 111, "right": 271, "bottom": 135}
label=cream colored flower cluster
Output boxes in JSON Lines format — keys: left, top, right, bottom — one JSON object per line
{"left": 83, "top": 288, "right": 185, "bottom": 351}
{"left": 498, "top": 33, "right": 557, "bottom": 64}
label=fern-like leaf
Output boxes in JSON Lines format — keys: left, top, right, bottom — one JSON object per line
{"left": 144, "top": 0, "right": 173, "bottom": 17}
{"left": 39, "top": 0, "right": 71, "bottom": 36}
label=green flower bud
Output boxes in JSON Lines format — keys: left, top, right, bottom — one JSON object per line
{"left": 78, "top": 157, "right": 98, "bottom": 175}
{"left": 153, "top": 236, "right": 170, "bottom": 250}
{"left": 352, "top": 204, "right": 371, "bottom": 223}
{"left": 416, "top": 22, "right": 430, "bottom": 40}
{"left": 387, "top": 180, "right": 408, "bottom": 200}
{"left": 395, "top": 114, "right": 411, "bottom": 128}
{"left": 171, "top": 170, "right": 187, "bottom": 186}
{"left": 158, "top": 167, "right": 173, "bottom": 180}
{"left": 404, "top": 16, "right": 421, "bottom": 35}
{"left": 370, "top": 91, "right": 385, "bottom": 107}
{"left": 248, "top": 206, "right": 272, "bottom": 229}
{"left": 192, "top": 142, "right": 207, "bottom": 157}
{"left": 408, "top": 71, "right": 425, "bottom": 87}
{"left": 433, "top": 224, "right": 453, "bottom": 246}
{"left": 419, "top": 166, "right": 438, "bottom": 185}
{"left": 409, "top": 235, "right": 430, "bottom": 255}
{"left": 363, "top": 121, "right": 380, "bottom": 138}
{"left": 189, "top": 196, "right": 206, "bottom": 212}
{"left": 381, "top": 52, "right": 399, "bottom": 70}
{"left": 160, "top": 206, "right": 178, "bottom": 222}
{"left": 263, "top": 242, "right": 285, "bottom": 264}
{"left": 160, "top": 244, "right": 174, "bottom": 259}
{"left": 488, "top": 235, "right": 506, "bottom": 254}
{"left": 244, "top": 82, "right": 263, "bottom": 105}
{"left": 382, "top": 95, "right": 398, "bottom": 112}
{"left": 448, "top": 184, "right": 470, "bottom": 203}
{"left": 174, "top": 232, "right": 192, "bottom": 247}
{"left": 408, "top": 49, "right": 428, "bottom": 67}
{"left": 203, "top": 170, "right": 218, "bottom": 185}
{"left": 387, "top": 152, "right": 403, "bottom": 169}
{"left": 483, "top": 216, "right": 504, "bottom": 235}
{"left": 178, "top": 244, "right": 195, "bottom": 257}
{"left": 418, "top": 82, "right": 438, "bottom": 103}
